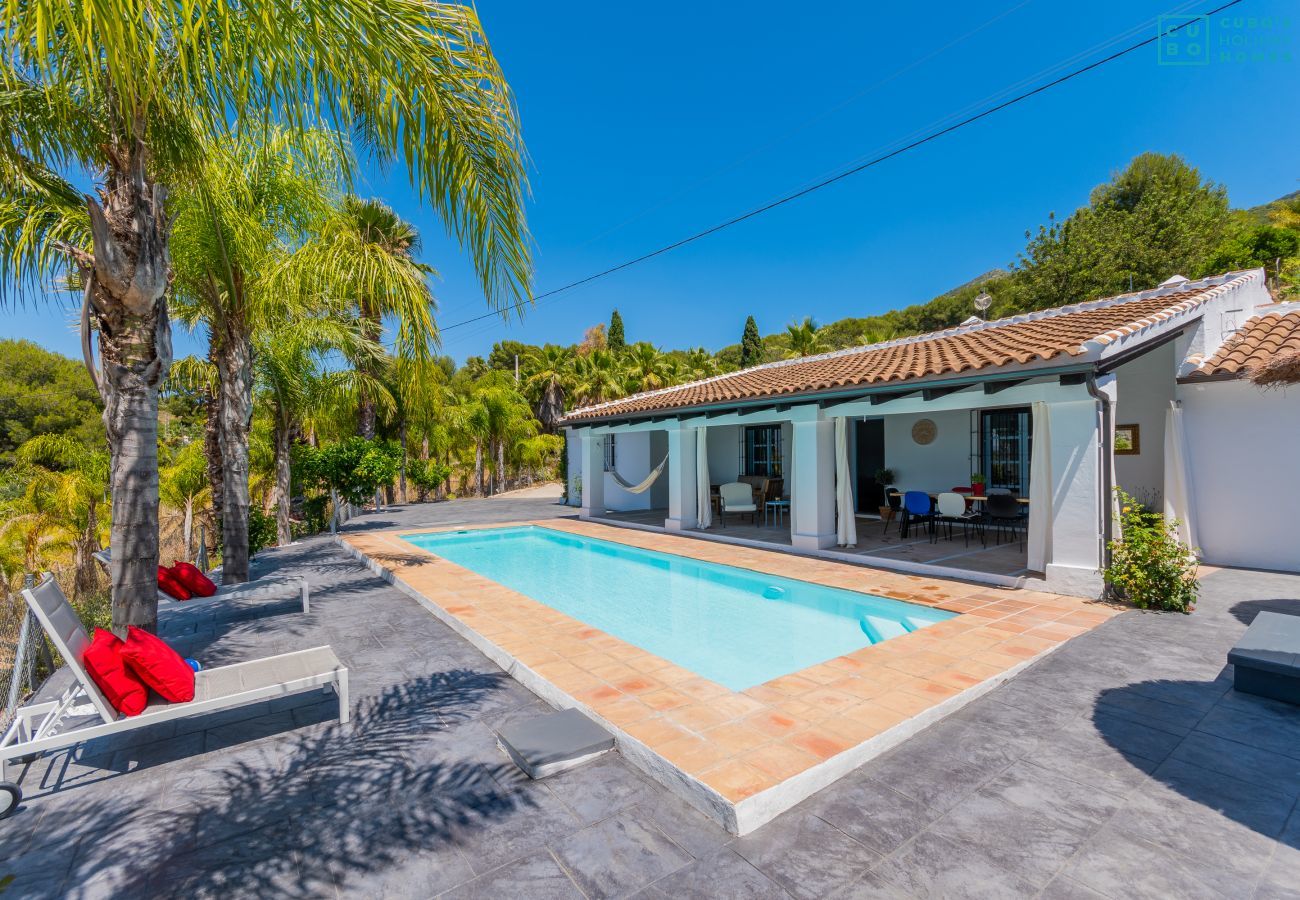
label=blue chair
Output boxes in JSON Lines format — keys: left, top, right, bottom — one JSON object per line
{"left": 900, "top": 490, "right": 935, "bottom": 539}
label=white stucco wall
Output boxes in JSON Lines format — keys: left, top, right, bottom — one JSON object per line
{"left": 565, "top": 429, "right": 580, "bottom": 506}
{"left": 602, "top": 430, "right": 653, "bottom": 511}
{"left": 883, "top": 409, "right": 972, "bottom": 493}
{"left": 706, "top": 424, "right": 741, "bottom": 484}
{"left": 1178, "top": 378, "right": 1300, "bottom": 572}
{"left": 1111, "top": 342, "right": 1174, "bottom": 505}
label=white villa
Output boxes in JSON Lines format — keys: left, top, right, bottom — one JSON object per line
{"left": 562, "top": 269, "right": 1300, "bottom": 596}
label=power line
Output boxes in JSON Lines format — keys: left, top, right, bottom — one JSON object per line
{"left": 440, "top": 1, "right": 1243, "bottom": 335}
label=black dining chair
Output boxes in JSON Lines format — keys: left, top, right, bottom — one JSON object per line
{"left": 982, "top": 492, "right": 1026, "bottom": 550}
{"left": 880, "top": 489, "right": 903, "bottom": 535}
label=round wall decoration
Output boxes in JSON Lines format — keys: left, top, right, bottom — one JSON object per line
{"left": 911, "top": 418, "right": 937, "bottom": 445}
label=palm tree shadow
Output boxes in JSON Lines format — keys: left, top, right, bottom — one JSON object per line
{"left": 43, "top": 669, "right": 533, "bottom": 897}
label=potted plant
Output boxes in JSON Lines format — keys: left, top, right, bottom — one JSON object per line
{"left": 970, "top": 473, "right": 986, "bottom": 497}
{"left": 875, "top": 467, "right": 898, "bottom": 517}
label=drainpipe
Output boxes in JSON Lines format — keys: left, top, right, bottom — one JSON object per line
{"left": 1084, "top": 372, "right": 1114, "bottom": 573}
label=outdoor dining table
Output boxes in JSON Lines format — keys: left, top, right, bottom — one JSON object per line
{"left": 887, "top": 490, "right": 1030, "bottom": 505}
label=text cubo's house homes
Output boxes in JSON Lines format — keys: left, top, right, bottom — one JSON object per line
{"left": 563, "top": 269, "right": 1300, "bottom": 596}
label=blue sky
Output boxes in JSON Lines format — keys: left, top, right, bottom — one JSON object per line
{"left": 5, "top": 0, "right": 1297, "bottom": 364}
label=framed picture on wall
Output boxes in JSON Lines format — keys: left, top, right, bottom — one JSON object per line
{"left": 1115, "top": 423, "right": 1141, "bottom": 455}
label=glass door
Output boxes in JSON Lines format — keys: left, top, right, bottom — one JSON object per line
{"left": 980, "top": 407, "right": 1032, "bottom": 496}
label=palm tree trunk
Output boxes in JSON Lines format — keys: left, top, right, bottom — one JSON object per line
{"left": 496, "top": 437, "right": 506, "bottom": 494}
{"left": 398, "top": 421, "right": 408, "bottom": 503}
{"left": 84, "top": 144, "right": 171, "bottom": 633}
{"left": 215, "top": 319, "right": 253, "bottom": 584}
{"left": 73, "top": 502, "right": 100, "bottom": 601}
{"left": 474, "top": 440, "right": 485, "bottom": 497}
{"left": 357, "top": 308, "right": 381, "bottom": 439}
{"left": 272, "top": 414, "right": 293, "bottom": 547}
{"left": 204, "top": 342, "right": 224, "bottom": 545}
{"left": 182, "top": 499, "right": 193, "bottom": 560}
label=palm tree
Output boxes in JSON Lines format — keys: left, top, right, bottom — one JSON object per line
{"left": 283, "top": 197, "right": 437, "bottom": 439}
{"left": 682, "top": 347, "right": 719, "bottom": 381}
{"left": 159, "top": 442, "right": 211, "bottom": 562}
{"left": 255, "top": 317, "right": 391, "bottom": 544}
{"left": 0, "top": 0, "right": 530, "bottom": 631}
{"left": 785, "top": 317, "right": 823, "bottom": 358}
{"left": 524, "top": 346, "right": 574, "bottom": 433}
{"left": 624, "top": 343, "right": 671, "bottom": 394}
{"left": 169, "top": 127, "right": 341, "bottom": 584}
{"left": 2, "top": 435, "right": 109, "bottom": 600}
{"left": 572, "top": 350, "right": 626, "bottom": 406}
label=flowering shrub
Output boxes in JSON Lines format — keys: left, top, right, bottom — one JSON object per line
{"left": 1102, "top": 488, "right": 1199, "bottom": 613}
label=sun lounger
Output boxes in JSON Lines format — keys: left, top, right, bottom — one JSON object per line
{"left": 0, "top": 574, "right": 348, "bottom": 815}
{"left": 93, "top": 548, "right": 310, "bottom": 614}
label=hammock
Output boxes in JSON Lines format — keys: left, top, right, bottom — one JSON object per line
{"left": 610, "top": 454, "right": 669, "bottom": 494}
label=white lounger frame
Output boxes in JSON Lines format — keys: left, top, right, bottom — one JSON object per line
{"left": 0, "top": 574, "right": 347, "bottom": 781}
{"left": 92, "top": 549, "right": 310, "bottom": 614}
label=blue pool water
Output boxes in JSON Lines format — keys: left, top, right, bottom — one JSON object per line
{"left": 402, "top": 527, "right": 955, "bottom": 691}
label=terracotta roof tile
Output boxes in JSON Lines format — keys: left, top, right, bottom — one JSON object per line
{"left": 563, "top": 272, "right": 1258, "bottom": 423}
{"left": 1188, "top": 310, "right": 1300, "bottom": 378}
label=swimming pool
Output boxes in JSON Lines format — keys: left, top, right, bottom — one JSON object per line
{"left": 402, "top": 526, "right": 955, "bottom": 691}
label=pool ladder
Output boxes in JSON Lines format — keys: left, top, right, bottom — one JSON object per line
{"left": 859, "top": 615, "right": 921, "bottom": 645}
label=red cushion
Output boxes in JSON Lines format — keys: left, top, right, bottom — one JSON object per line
{"left": 120, "top": 627, "right": 195, "bottom": 703}
{"left": 82, "top": 629, "right": 148, "bottom": 716}
{"left": 157, "top": 566, "right": 191, "bottom": 601}
{"left": 170, "top": 562, "right": 217, "bottom": 597}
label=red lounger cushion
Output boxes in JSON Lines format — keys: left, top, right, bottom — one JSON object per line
{"left": 121, "top": 627, "right": 196, "bottom": 703}
{"left": 157, "top": 566, "right": 191, "bottom": 602}
{"left": 82, "top": 629, "right": 148, "bottom": 716}
{"left": 170, "top": 562, "right": 217, "bottom": 598}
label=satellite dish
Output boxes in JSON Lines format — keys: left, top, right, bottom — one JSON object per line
{"left": 974, "top": 291, "right": 992, "bottom": 317}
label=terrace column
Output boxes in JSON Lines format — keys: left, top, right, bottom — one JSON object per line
{"left": 664, "top": 422, "right": 698, "bottom": 531}
{"left": 578, "top": 430, "right": 605, "bottom": 519}
{"left": 790, "top": 418, "right": 836, "bottom": 551}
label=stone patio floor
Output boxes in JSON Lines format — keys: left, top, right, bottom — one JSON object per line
{"left": 2, "top": 494, "right": 1298, "bottom": 899}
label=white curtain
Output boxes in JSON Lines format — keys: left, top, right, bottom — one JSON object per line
{"left": 835, "top": 417, "right": 857, "bottom": 547}
{"left": 788, "top": 428, "right": 797, "bottom": 541}
{"left": 1027, "top": 401, "right": 1053, "bottom": 572}
{"left": 696, "top": 427, "right": 712, "bottom": 529}
{"left": 1163, "top": 401, "right": 1197, "bottom": 550}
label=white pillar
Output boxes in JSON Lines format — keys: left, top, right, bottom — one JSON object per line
{"left": 578, "top": 430, "right": 605, "bottom": 519}
{"left": 791, "top": 419, "right": 836, "bottom": 551}
{"left": 664, "top": 423, "right": 698, "bottom": 531}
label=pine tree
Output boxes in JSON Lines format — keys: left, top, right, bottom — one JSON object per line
{"left": 608, "top": 309, "right": 626, "bottom": 350}
{"left": 741, "top": 316, "right": 763, "bottom": 367}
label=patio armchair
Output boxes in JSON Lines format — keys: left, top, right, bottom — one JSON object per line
{"left": 0, "top": 574, "right": 348, "bottom": 816}
{"left": 719, "top": 482, "right": 758, "bottom": 526}
{"left": 94, "top": 548, "right": 310, "bottom": 615}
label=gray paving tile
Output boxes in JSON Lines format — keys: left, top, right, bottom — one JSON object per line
{"left": 635, "top": 846, "right": 786, "bottom": 899}
{"left": 1036, "top": 877, "right": 1108, "bottom": 900}
{"left": 1059, "top": 823, "right": 1229, "bottom": 900}
{"left": 542, "top": 755, "right": 660, "bottom": 826}
{"left": 733, "top": 812, "right": 881, "bottom": 900}
{"left": 872, "top": 830, "right": 1038, "bottom": 900}
{"left": 1196, "top": 702, "right": 1300, "bottom": 763}
{"left": 628, "top": 794, "right": 733, "bottom": 861}
{"left": 551, "top": 813, "right": 693, "bottom": 899}
{"left": 438, "top": 850, "right": 583, "bottom": 899}
{"left": 1168, "top": 730, "right": 1300, "bottom": 796}
{"left": 806, "top": 776, "right": 936, "bottom": 856}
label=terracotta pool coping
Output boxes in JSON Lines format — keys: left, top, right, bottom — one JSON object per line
{"left": 338, "top": 519, "right": 1121, "bottom": 834}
